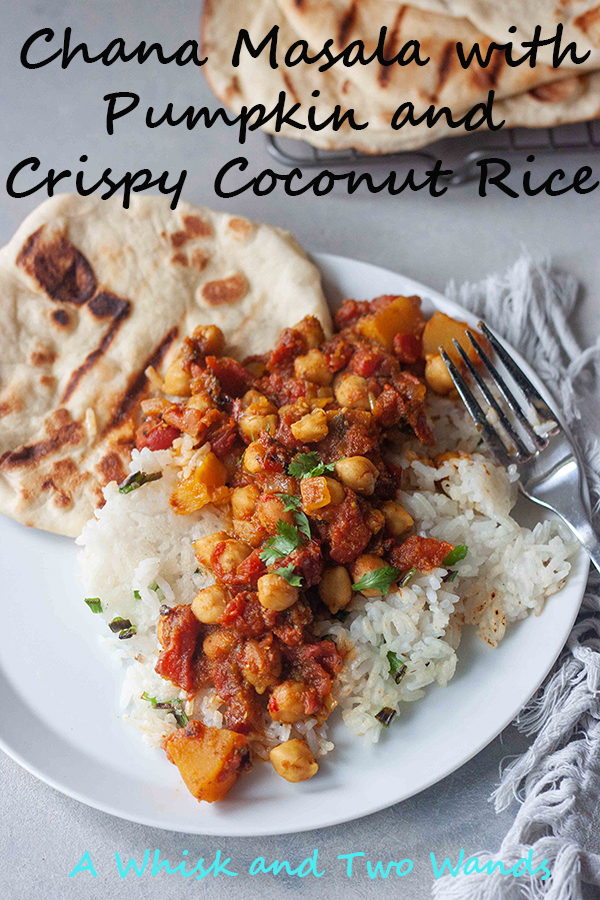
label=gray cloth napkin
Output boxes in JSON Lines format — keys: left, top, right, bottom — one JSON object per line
{"left": 432, "top": 255, "right": 600, "bottom": 900}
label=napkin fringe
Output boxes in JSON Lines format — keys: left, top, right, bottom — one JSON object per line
{"left": 432, "top": 254, "right": 600, "bottom": 899}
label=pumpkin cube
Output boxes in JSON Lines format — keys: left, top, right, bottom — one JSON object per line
{"left": 164, "top": 721, "right": 250, "bottom": 803}
{"left": 170, "top": 451, "right": 229, "bottom": 514}
{"left": 356, "top": 296, "right": 424, "bottom": 350}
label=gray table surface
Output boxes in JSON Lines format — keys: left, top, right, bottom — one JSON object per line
{"left": 1, "top": 3, "right": 598, "bottom": 899}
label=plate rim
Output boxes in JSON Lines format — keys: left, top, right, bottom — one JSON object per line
{"left": 0, "top": 251, "right": 589, "bottom": 835}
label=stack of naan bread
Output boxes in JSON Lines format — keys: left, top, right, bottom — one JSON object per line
{"left": 202, "top": 0, "right": 600, "bottom": 152}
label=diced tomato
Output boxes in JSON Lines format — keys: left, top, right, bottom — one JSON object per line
{"left": 135, "top": 418, "right": 181, "bottom": 451}
{"left": 205, "top": 356, "right": 252, "bottom": 398}
{"left": 393, "top": 332, "right": 423, "bottom": 364}
{"left": 390, "top": 535, "right": 453, "bottom": 571}
{"left": 155, "top": 605, "right": 202, "bottom": 694}
{"left": 349, "top": 348, "right": 385, "bottom": 378}
{"left": 334, "top": 299, "right": 370, "bottom": 331}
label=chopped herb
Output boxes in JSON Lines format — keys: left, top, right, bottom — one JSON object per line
{"left": 275, "top": 563, "right": 303, "bottom": 587}
{"left": 443, "top": 570, "right": 459, "bottom": 583}
{"left": 141, "top": 693, "right": 188, "bottom": 728}
{"left": 442, "top": 544, "right": 468, "bottom": 567}
{"left": 194, "top": 568, "right": 201, "bottom": 575}
{"left": 352, "top": 566, "right": 401, "bottom": 596}
{"left": 334, "top": 609, "right": 350, "bottom": 623}
{"left": 288, "top": 452, "right": 335, "bottom": 479}
{"left": 159, "top": 604, "right": 171, "bottom": 616}
{"left": 133, "top": 590, "right": 141, "bottom": 601}
{"left": 399, "top": 567, "right": 416, "bottom": 588}
{"left": 259, "top": 520, "right": 302, "bottom": 565}
{"left": 118, "top": 470, "right": 163, "bottom": 494}
{"left": 294, "top": 510, "right": 311, "bottom": 540}
{"left": 276, "top": 493, "right": 312, "bottom": 539}
{"left": 375, "top": 707, "right": 396, "bottom": 728}
{"left": 84, "top": 598, "right": 103, "bottom": 614}
{"left": 148, "top": 581, "right": 166, "bottom": 602}
{"left": 323, "top": 635, "right": 336, "bottom": 643}
{"left": 109, "top": 617, "right": 133, "bottom": 633}
{"left": 118, "top": 626, "right": 137, "bottom": 640}
{"left": 276, "top": 493, "right": 301, "bottom": 511}
{"left": 387, "top": 651, "right": 408, "bottom": 684}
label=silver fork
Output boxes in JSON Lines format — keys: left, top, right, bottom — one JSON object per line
{"left": 440, "top": 322, "right": 600, "bottom": 573}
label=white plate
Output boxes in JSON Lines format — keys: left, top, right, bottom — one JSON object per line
{"left": 0, "top": 253, "right": 589, "bottom": 836}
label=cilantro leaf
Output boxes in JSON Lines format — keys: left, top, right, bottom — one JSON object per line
{"left": 288, "top": 452, "right": 336, "bottom": 479}
{"left": 259, "top": 520, "right": 302, "bottom": 566}
{"left": 276, "top": 493, "right": 311, "bottom": 539}
{"left": 133, "top": 590, "right": 141, "bottom": 601}
{"left": 295, "top": 510, "right": 312, "bottom": 540}
{"left": 118, "top": 470, "right": 163, "bottom": 494}
{"left": 352, "top": 566, "right": 401, "bottom": 595}
{"left": 387, "top": 651, "right": 407, "bottom": 684}
{"left": 84, "top": 598, "right": 103, "bottom": 614}
{"left": 276, "top": 493, "right": 301, "bottom": 511}
{"left": 275, "top": 563, "right": 303, "bottom": 587}
{"left": 141, "top": 693, "right": 188, "bottom": 728}
{"left": 442, "top": 544, "right": 468, "bottom": 567}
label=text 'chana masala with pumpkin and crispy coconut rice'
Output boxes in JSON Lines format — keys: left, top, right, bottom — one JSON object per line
{"left": 0, "top": 196, "right": 574, "bottom": 805}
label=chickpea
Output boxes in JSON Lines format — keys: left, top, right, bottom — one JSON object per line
{"left": 294, "top": 315, "right": 325, "bottom": 350}
{"left": 192, "top": 584, "right": 229, "bottom": 624}
{"left": 351, "top": 554, "right": 393, "bottom": 597}
{"left": 214, "top": 539, "right": 252, "bottom": 576}
{"left": 240, "top": 638, "right": 281, "bottom": 694}
{"left": 290, "top": 408, "right": 329, "bottom": 443}
{"left": 268, "top": 680, "right": 308, "bottom": 723}
{"left": 232, "top": 517, "right": 267, "bottom": 548}
{"left": 193, "top": 531, "right": 229, "bottom": 568}
{"left": 191, "top": 324, "right": 225, "bottom": 356}
{"left": 258, "top": 574, "right": 299, "bottom": 612}
{"left": 334, "top": 374, "right": 371, "bottom": 410}
{"left": 324, "top": 476, "right": 345, "bottom": 506}
{"left": 381, "top": 500, "right": 414, "bottom": 537}
{"left": 163, "top": 356, "right": 191, "bottom": 396}
{"left": 334, "top": 456, "right": 379, "bottom": 495}
{"left": 242, "top": 441, "right": 266, "bottom": 474}
{"left": 231, "top": 484, "right": 260, "bottom": 520}
{"left": 318, "top": 566, "right": 352, "bottom": 614}
{"left": 202, "top": 629, "right": 236, "bottom": 661}
{"left": 241, "top": 390, "right": 275, "bottom": 413}
{"left": 294, "top": 349, "right": 332, "bottom": 386}
{"left": 366, "top": 508, "right": 385, "bottom": 534}
{"left": 270, "top": 740, "right": 318, "bottom": 783}
{"left": 238, "top": 412, "right": 278, "bottom": 442}
{"left": 425, "top": 354, "right": 455, "bottom": 394}
{"left": 186, "top": 392, "right": 214, "bottom": 413}
{"left": 256, "top": 494, "right": 294, "bottom": 532}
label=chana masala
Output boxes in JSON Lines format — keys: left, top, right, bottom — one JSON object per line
{"left": 133, "top": 296, "right": 486, "bottom": 802}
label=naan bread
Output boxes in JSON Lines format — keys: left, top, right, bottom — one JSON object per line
{"left": 0, "top": 195, "right": 330, "bottom": 537}
{"left": 203, "top": 0, "right": 600, "bottom": 152}
{"left": 406, "top": 0, "right": 600, "bottom": 69}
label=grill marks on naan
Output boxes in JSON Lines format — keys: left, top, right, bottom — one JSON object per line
{"left": 0, "top": 408, "right": 84, "bottom": 470}
{"left": 16, "top": 228, "right": 134, "bottom": 405}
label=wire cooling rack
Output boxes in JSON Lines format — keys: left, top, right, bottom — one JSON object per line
{"left": 266, "top": 120, "right": 600, "bottom": 186}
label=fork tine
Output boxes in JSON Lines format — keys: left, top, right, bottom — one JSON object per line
{"left": 450, "top": 339, "right": 531, "bottom": 459}
{"left": 464, "top": 331, "right": 547, "bottom": 450}
{"left": 477, "top": 323, "right": 561, "bottom": 430}
{"left": 440, "top": 351, "right": 514, "bottom": 467}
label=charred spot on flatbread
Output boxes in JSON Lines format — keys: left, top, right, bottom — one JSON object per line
{"left": 190, "top": 249, "right": 210, "bottom": 271}
{"left": 102, "top": 327, "right": 179, "bottom": 436}
{"left": 62, "top": 293, "right": 132, "bottom": 403}
{"left": 17, "top": 226, "right": 96, "bottom": 305}
{"left": 30, "top": 345, "right": 57, "bottom": 366}
{"left": 529, "top": 77, "right": 582, "bottom": 103}
{"left": 227, "top": 217, "right": 253, "bottom": 241}
{"left": 0, "top": 390, "right": 24, "bottom": 418}
{"left": 96, "top": 450, "right": 128, "bottom": 486}
{"left": 40, "top": 458, "right": 90, "bottom": 510}
{"left": 171, "top": 252, "right": 189, "bottom": 266}
{"left": 377, "top": 5, "right": 407, "bottom": 88}
{"left": 52, "top": 309, "right": 71, "bottom": 328}
{"left": 574, "top": 7, "right": 600, "bottom": 47}
{"left": 0, "top": 408, "right": 84, "bottom": 470}
{"left": 201, "top": 273, "right": 247, "bottom": 306}
{"left": 170, "top": 215, "right": 212, "bottom": 248}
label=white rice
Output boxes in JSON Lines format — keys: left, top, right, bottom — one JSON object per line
{"left": 77, "top": 396, "right": 576, "bottom": 751}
